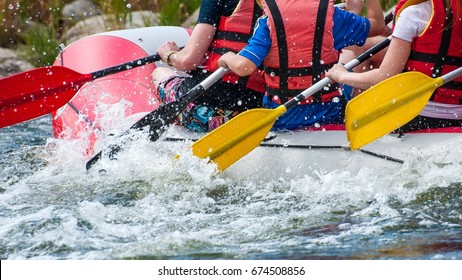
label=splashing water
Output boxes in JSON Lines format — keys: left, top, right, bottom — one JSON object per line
{"left": 1, "top": 115, "right": 462, "bottom": 260}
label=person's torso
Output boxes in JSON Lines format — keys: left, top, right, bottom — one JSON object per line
{"left": 261, "top": 0, "right": 340, "bottom": 104}
{"left": 397, "top": 0, "right": 462, "bottom": 104}
{"left": 199, "top": 0, "right": 266, "bottom": 94}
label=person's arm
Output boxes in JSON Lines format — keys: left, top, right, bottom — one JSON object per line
{"left": 218, "top": 52, "right": 258, "bottom": 76}
{"left": 156, "top": 0, "right": 225, "bottom": 71}
{"left": 328, "top": 2, "right": 427, "bottom": 90}
{"left": 343, "top": 0, "right": 364, "bottom": 15}
{"left": 326, "top": 37, "right": 411, "bottom": 90}
{"left": 157, "top": 23, "right": 216, "bottom": 71}
{"left": 218, "top": 15, "right": 271, "bottom": 77}
{"left": 363, "top": 0, "right": 385, "bottom": 36}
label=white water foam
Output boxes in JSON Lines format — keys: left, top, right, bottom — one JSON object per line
{"left": 2, "top": 111, "right": 462, "bottom": 259}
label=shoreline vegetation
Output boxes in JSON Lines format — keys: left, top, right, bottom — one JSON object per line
{"left": 0, "top": 0, "right": 397, "bottom": 67}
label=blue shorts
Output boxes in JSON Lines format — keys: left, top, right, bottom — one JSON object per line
{"left": 263, "top": 95, "right": 345, "bottom": 131}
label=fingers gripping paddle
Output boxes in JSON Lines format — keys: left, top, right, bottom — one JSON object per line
{"left": 191, "top": 36, "right": 393, "bottom": 172}
{"left": 0, "top": 53, "right": 161, "bottom": 128}
{"left": 346, "top": 66, "right": 462, "bottom": 150}
{"left": 85, "top": 67, "right": 230, "bottom": 170}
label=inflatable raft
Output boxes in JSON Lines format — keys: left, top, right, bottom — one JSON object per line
{"left": 51, "top": 26, "right": 462, "bottom": 181}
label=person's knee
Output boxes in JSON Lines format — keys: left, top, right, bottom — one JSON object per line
{"left": 152, "top": 67, "right": 175, "bottom": 83}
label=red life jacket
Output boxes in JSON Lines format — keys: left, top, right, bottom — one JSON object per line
{"left": 398, "top": 0, "right": 462, "bottom": 104}
{"left": 201, "top": 0, "right": 266, "bottom": 94}
{"left": 262, "top": 0, "right": 340, "bottom": 104}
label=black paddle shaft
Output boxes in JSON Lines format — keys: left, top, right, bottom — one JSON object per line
{"left": 85, "top": 67, "right": 229, "bottom": 170}
{"left": 91, "top": 54, "right": 160, "bottom": 79}
{"left": 91, "top": 46, "right": 187, "bottom": 79}
{"left": 85, "top": 94, "right": 193, "bottom": 170}
{"left": 285, "top": 36, "right": 392, "bottom": 109}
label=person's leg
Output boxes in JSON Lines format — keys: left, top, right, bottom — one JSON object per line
{"left": 152, "top": 67, "right": 176, "bottom": 90}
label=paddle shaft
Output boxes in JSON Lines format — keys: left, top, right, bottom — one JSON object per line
{"left": 2, "top": 53, "right": 161, "bottom": 101}
{"left": 85, "top": 67, "right": 229, "bottom": 170}
{"left": 281, "top": 9, "right": 395, "bottom": 110}
{"left": 91, "top": 53, "right": 160, "bottom": 79}
{"left": 285, "top": 36, "right": 392, "bottom": 110}
{"left": 122, "top": 66, "right": 229, "bottom": 132}
{"left": 442, "top": 66, "right": 462, "bottom": 83}
{"left": 0, "top": 52, "right": 165, "bottom": 129}
{"left": 117, "top": 66, "right": 228, "bottom": 132}
{"left": 191, "top": 36, "right": 393, "bottom": 171}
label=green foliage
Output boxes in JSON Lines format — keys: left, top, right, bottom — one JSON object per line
{"left": 0, "top": 0, "right": 67, "bottom": 66}
{"left": 158, "top": 0, "right": 201, "bottom": 26}
{"left": 17, "top": 23, "right": 61, "bottom": 67}
{"left": 0, "top": 6, "right": 4, "bottom": 47}
{"left": 380, "top": 0, "right": 401, "bottom": 11}
{"left": 3, "top": 0, "right": 398, "bottom": 67}
{"left": 92, "top": 0, "right": 131, "bottom": 29}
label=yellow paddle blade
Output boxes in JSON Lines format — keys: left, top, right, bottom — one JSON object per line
{"left": 346, "top": 71, "right": 444, "bottom": 150}
{"left": 192, "top": 106, "right": 287, "bottom": 171}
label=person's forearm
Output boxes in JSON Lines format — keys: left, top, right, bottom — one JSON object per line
{"left": 328, "top": 37, "right": 410, "bottom": 90}
{"left": 170, "top": 47, "right": 207, "bottom": 71}
{"left": 365, "top": 0, "right": 385, "bottom": 36}
{"left": 227, "top": 55, "right": 257, "bottom": 76}
{"left": 336, "top": 68, "right": 390, "bottom": 90}
{"left": 219, "top": 52, "right": 257, "bottom": 76}
{"left": 158, "top": 23, "right": 215, "bottom": 71}
{"left": 344, "top": 0, "right": 364, "bottom": 15}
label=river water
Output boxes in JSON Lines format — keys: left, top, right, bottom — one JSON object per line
{"left": 1, "top": 114, "right": 462, "bottom": 260}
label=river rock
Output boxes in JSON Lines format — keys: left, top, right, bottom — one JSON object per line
{"left": 0, "top": 48, "right": 34, "bottom": 78}
{"left": 62, "top": 11, "right": 159, "bottom": 44}
{"left": 62, "top": 0, "right": 102, "bottom": 25}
